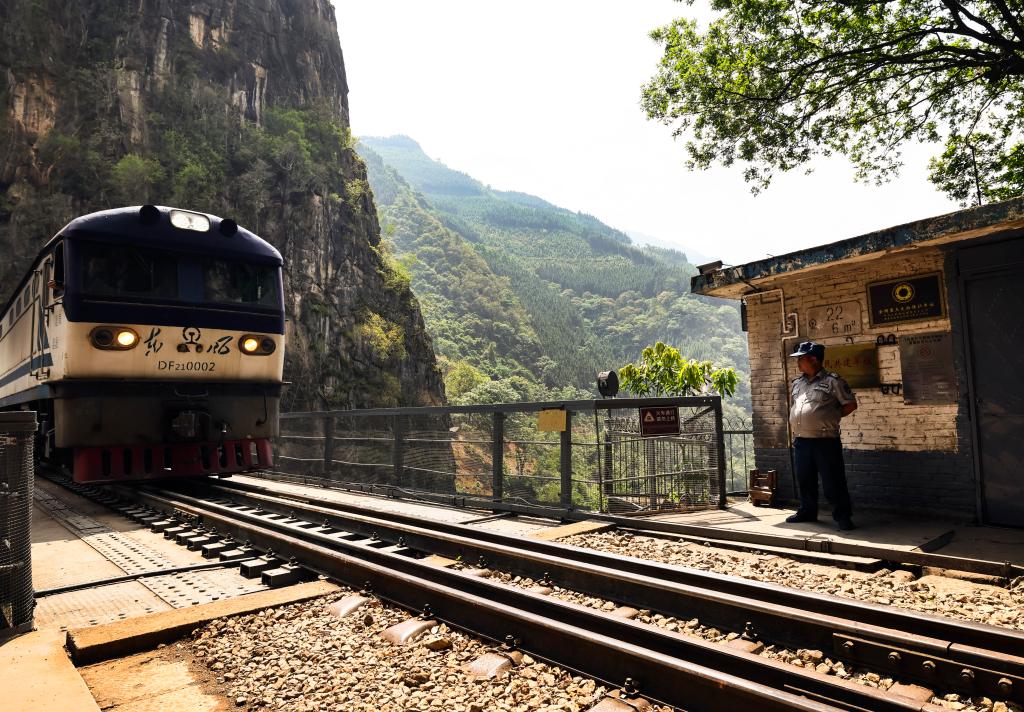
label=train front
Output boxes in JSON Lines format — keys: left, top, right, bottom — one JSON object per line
{"left": 53, "top": 206, "right": 284, "bottom": 482}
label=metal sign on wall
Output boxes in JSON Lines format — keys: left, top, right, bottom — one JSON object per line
{"left": 900, "top": 332, "right": 957, "bottom": 405}
{"left": 806, "top": 301, "right": 862, "bottom": 339}
{"left": 537, "top": 409, "right": 567, "bottom": 432}
{"left": 639, "top": 406, "right": 680, "bottom": 437}
{"left": 867, "top": 273, "right": 946, "bottom": 326}
{"left": 821, "top": 344, "right": 880, "bottom": 388}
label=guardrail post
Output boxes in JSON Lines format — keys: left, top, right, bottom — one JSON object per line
{"left": 712, "top": 397, "right": 727, "bottom": 508}
{"left": 392, "top": 414, "right": 405, "bottom": 487}
{"left": 560, "top": 410, "right": 572, "bottom": 510}
{"left": 602, "top": 427, "right": 613, "bottom": 498}
{"left": 322, "top": 414, "right": 335, "bottom": 477}
{"left": 492, "top": 411, "right": 504, "bottom": 508}
{"left": 602, "top": 411, "right": 617, "bottom": 513}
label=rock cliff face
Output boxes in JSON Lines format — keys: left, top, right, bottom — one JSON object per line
{"left": 0, "top": 0, "right": 445, "bottom": 409}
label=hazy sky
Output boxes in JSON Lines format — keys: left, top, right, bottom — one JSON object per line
{"left": 332, "top": 1, "right": 957, "bottom": 266}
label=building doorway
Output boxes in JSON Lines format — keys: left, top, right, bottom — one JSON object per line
{"left": 961, "top": 238, "right": 1024, "bottom": 526}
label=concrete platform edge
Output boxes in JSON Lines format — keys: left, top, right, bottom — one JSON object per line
{"left": 528, "top": 519, "right": 615, "bottom": 541}
{"left": 0, "top": 629, "right": 101, "bottom": 712}
{"left": 68, "top": 579, "right": 340, "bottom": 666}
{"left": 672, "top": 533, "right": 882, "bottom": 569}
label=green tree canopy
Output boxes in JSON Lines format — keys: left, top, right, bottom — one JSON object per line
{"left": 619, "top": 342, "right": 739, "bottom": 398}
{"left": 642, "top": 1, "right": 1024, "bottom": 203}
{"left": 110, "top": 154, "right": 165, "bottom": 204}
{"left": 444, "top": 360, "right": 490, "bottom": 400}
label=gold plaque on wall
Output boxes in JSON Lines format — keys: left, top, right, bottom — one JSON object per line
{"left": 821, "top": 344, "right": 880, "bottom": 388}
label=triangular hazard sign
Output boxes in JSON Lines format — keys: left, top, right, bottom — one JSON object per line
{"left": 643, "top": 411, "right": 655, "bottom": 422}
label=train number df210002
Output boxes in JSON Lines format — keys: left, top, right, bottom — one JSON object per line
{"left": 157, "top": 360, "right": 216, "bottom": 372}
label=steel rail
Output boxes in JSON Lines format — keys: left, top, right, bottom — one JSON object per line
{"left": 244, "top": 474, "right": 1023, "bottom": 579}
{"left": 160, "top": 480, "right": 1024, "bottom": 703}
{"left": 106, "top": 482, "right": 934, "bottom": 712}
{"left": 198, "top": 479, "right": 1024, "bottom": 655}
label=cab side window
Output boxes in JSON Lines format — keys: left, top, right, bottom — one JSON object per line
{"left": 51, "top": 242, "right": 65, "bottom": 295}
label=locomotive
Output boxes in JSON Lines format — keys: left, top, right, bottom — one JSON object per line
{"left": 0, "top": 205, "right": 284, "bottom": 483}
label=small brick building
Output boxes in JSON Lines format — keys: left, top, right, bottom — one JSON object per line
{"left": 693, "top": 198, "right": 1024, "bottom": 526}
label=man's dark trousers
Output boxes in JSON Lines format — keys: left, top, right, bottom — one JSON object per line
{"left": 794, "top": 437, "right": 852, "bottom": 521}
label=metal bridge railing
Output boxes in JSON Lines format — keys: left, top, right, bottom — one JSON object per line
{"left": 270, "top": 397, "right": 728, "bottom": 518}
{"left": 0, "top": 411, "right": 36, "bottom": 642}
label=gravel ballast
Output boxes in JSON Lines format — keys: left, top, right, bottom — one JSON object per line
{"left": 556, "top": 531, "right": 1024, "bottom": 712}
{"left": 187, "top": 587, "right": 670, "bottom": 711}
{"left": 559, "top": 531, "right": 1024, "bottom": 631}
{"left": 487, "top": 570, "right": 1020, "bottom": 711}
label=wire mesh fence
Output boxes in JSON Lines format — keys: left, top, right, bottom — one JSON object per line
{"left": 596, "top": 406, "right": 721, "bottom": 515}
{"left": 272, "top": 398, "right": 728, "bottom": 517}
{"left": 723, "top": 415, "right": 754, "bottom": 495}
{"left": 0, "top": 411, "right": 36, "bottom": 640}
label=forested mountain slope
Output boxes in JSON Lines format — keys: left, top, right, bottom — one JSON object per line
{"left": 359, "top": 136, "right": 750, "bottom": 410}
{"left": 359, "top": 148, "right": 543, "bottom": 382}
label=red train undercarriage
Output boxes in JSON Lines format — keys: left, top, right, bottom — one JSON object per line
{"left": 72, "top": 437, "right": 273, "bottom": 483}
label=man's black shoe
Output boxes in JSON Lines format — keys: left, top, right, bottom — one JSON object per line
{"left": 836, "top": 518, "right": 857, "bottom": 531}
{"left": 785, "top": 513, "right": 817, "bottom": 523}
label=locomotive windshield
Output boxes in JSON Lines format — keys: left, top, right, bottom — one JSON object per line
{"left": 202, "top": 259, "right": 279, "bottom": 307}
{"left": 82, "top": 243, "right": 178, "bottom": 299}
{"left": 77, "top": 240, "right": 281, "bottom": 312}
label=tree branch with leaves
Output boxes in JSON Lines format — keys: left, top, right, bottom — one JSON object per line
{"left": 642, "top": 0, "right": 1024, "bottom": 204}
{"left": 619, "top": 342, "right": 739, "bottom": 398}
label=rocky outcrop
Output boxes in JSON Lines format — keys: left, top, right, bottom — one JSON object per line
{"left": 0, "top": 0, "right": 444, "bottom": 409}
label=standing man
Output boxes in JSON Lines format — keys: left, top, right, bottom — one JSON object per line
{"left": 786, "top": 341, "right": 858, "bottom": 531}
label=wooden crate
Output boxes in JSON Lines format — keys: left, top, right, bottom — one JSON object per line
{"left": 748, "top": 469, "right": 777, "bottom": 507}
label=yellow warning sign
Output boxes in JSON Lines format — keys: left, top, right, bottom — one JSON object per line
{"left": 537, "top": 408, "right": 567, "bottom": 432}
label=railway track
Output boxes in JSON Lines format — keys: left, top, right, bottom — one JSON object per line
{"left": 49, "top": 473, "right": 1024, "bottom": 711}
{"left": 262, "top": 472, "right": 1023, "bottom": 580}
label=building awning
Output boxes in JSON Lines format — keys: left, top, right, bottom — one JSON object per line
{"left": 691, "top": 196, "right": 1024, "bottom": 299}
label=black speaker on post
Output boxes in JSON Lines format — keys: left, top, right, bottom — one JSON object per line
{"left": 597, "top": 370, "right": 619, "bottom": 398}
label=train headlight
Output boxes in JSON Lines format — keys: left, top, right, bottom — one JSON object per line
{"left": 169, "top": 209, "right": 211, "bottom": 232}
{"left": 239, "top": 335, "right": 275, "bottom": 355}
{"left": 90, "top": 326, "right": 139, "bottom": 350}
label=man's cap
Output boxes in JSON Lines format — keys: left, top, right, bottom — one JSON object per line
{"left": 789, "top": 341, "right": 825, "bottom": 359}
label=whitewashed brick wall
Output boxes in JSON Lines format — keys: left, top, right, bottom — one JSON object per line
{"left": 745, "top": 248, "right": 958, "bottom": 453}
